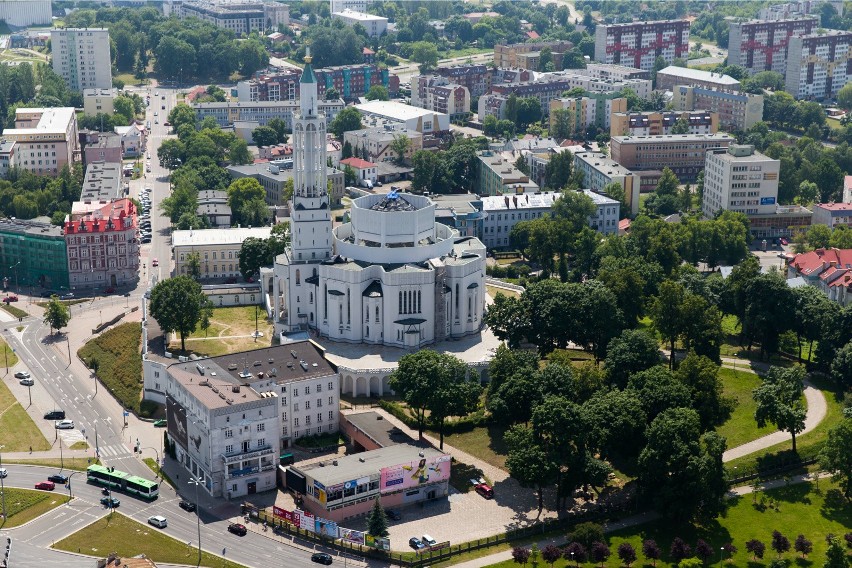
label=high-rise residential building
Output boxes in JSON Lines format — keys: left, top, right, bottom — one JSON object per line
{"left": 784, "top": 29, "right": 852, "bottom": 100}
{"left": 594, "top": 20, "right": 690, "bottom": 71}
{"left": 178, "top": 0, "right": 288, "bottom": 34}
{"left": 727, "top": 17, "right": 818, "bottom": 76}
{"left": 411, "top": 75, "right": 470, "bottom": 117}
{"left": 655, "top": 66, "right": 740, "bottom": 92}
{"left": 0, "top": 0, "right": 51, "bottom": 27}
{"left": 610, "top": 133, "right": 735, "bottom": 182}
{"left": 2, "top": 107, "right": 79, "bottom": 176}
{"left": 237, "top": 65, "right": 394, "bottom": 102}
{"left": 702, "top": 145, "right": 780, "bottom": 218}
{"left": 548, "top": 92, "right": 628, "bottom": 135}
{"left": 671, "top": 86, "right": 764, "bottom": 132}
{"left": 757, "top": 0, "right": 844, "bottom": 21}
{"left": 51, "top": 28, "right": 113, "bottom": 91}
{"left": 433, "top": 64, "right": 493, "bottom": 98}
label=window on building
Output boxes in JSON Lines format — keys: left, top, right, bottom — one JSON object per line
{"left": 225, "top": 444, "right": 233, "bottom": 454}
{"left": 225, "top": 429, "right": 233, "bottom": 438}
{"left": 257, "top": 423, "right": 265, "bottom": 432}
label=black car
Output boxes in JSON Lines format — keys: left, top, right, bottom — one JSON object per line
{"left": 44, "top": 410, "right": 65, "bottom": 420}
{"left": 178, "top": 499, "right": 196, "bottom": 512}
{"left": 48, "top": 474, "right": 68, "bottom": 484}
{"left": 311, "top": 553, "right": 333, "bottom": 565}
{"left": 40, "top": 290, "right": 55, "bottom": 298}
{"left": 227, "top": 523, "right": 247, "bottom": 536}
{"left": 386, "top": 509, "right": 401, "bottom": 521}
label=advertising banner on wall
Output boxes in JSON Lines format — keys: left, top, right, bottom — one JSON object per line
{"left": 315, "top": 518, "right": 338, "bottom": 538}
{"left": 339, "top": 528, "right": 366, "bottom": 545}
{"left": 379, "top": 454, "right": 451, "bottom": 494}
{"left": 165, "top": 395, "right": 188, "bottom": 450}
{"left": 299, "top": 509, "right": 315, "bottom": 531}
{"left": 314, "top": 480, "right": 327, "bottom": 505}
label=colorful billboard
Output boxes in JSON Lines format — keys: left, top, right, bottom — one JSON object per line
{"left": 379, "top": 454, "right": 451, "bottom": 494}
{"left": 339, "top": 527, "right": 365, "bottom": 545}
{"left": 315, "top": 518, "right": 338, "bottom": 538}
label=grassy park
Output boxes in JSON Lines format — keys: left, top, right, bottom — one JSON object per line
{"left": 0, "top": 488, "right": 70, "bottom": 529}
{"left": 78, "top": 322, "right": 144, "bottom": 414}
{"left": 171, "top": 305, "right": 273, "bottom": 358}
{"left": 0, "top": 378, "right": 50, "bottom": 451}
{"left": 54, "top": 513, "right": 246, "bottom": 567}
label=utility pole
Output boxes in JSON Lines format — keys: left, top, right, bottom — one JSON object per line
{"left": 189, "top": 475, "right": 203, "bottom": 568}
{"left": 0, "top": 445, "right": 5, "bottom": 520}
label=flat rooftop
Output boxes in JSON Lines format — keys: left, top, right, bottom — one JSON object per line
{"left": 574, "top": 152, "right": 636, "bottom": 176}
{"left": 172, "top": 226, "right": 272, "bottom": 247}
{"left": 294, "top": 444, "right": 448, "bottom": 486}
{"left": 657, "top": 66, "right": 739, "bottom": 85}
{"left": 7, "top": 107, "right": 75, "bottom": 135}
{"left": 612, "top": 133, "right": 734, "bottom": 143}
{"left": 482, "top": 192, "right": 559, "bottom": 211}
{"left": 345, "top": 411, "right": 418, "bottom": 448}
{"left": 355, "top": 100, "right": 445, "bottom": 122}
{"left": 0, "top": 217, "right": 63, "bottom": 238}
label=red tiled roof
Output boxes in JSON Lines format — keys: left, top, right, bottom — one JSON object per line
{"left": 526, "top": 31, "right": 540, "bottom": 39}
{"left": 815, "top": 202, "right": 852, "bottom": 212}
{"left": 363, "top": 47, "right": 375, "bottom": 55}
{"left": 790, "top": 248, "right": 852, "bottom": 277}
{"left": 340, "top": 157, "right": 376, "bottom": 169}
{"left": 64, "top": 198, "right": 136, "bottom": 234}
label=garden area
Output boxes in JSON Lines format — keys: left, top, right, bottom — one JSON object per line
{"left": 496, "top": 481, "right": 851, "bottom": 568}
{"left": 0, "top": 487, "right": 70, "bottom": 529}
{"left": 0, "top": 378, "right": 49, "bottom": 452}
{"left": 170, "top": 305, "right": 273, "bottom": 358}
{"left": 78, "top": 322, "right": 146, "bottom": 415}
{"left": 54, "top": 513, "right": 245, "bottom": 567}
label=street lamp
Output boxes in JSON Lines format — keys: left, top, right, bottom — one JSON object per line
{"left": 720, "top": 546, "right": 724, "bottom": 567}
{"left": 8, "top": 262, "right": 20, "bottom": 295}
{"left": 139, "top": 447, "right": 160, "bottom": 478}
{"left": 66, "top": 470, "right": 82, "bottom": 498}
{"left": 0, "top": 444, "right": 6, "bottom": 520}
{"left": 188, "top": 475, "right": 203, "bottom": 568}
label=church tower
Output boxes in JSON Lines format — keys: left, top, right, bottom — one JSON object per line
{"left": 290, "top": 47, "right": 332, "bottom": 263}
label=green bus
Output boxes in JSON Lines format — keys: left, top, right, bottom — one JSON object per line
{"left": 86, "top": 464, "right": 159, "bottom": 500}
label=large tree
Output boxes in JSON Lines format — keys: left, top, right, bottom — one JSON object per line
{"left": 238, "top": 237, "right": 271, "bottom": 280}
{"left": 505, "top": 423, "right": 557, "bottom": 512}
{"left": 227, "top": 177, "right": 267, "bottom": 226}
{"left": 819, "top": 417, "right": 852, "bottom": 501}
{"left": 329, "top": 107, "right": 363, "bottom": 138}
{"left": 604, "top": 329, "right": 661, "bottom": 389}
{"left": 44, "top": 296, "right": 71, "bottom": 335}
{"left": 149, "top": 276, "right": 204, "bottom": 352}
{"left": 753, "top": 366, "right": 807, "bottom": 453}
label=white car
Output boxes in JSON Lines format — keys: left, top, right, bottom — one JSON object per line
{"left": 55, "top": 419, "right": 74, "bottom": 429}
{"left": 20, "top": 377, "right": 34, "bottom": 386}
{"left": 0, "top": 467, "right": 7, "bottom": 478}
{"left": 148, "top": 515, "right": 168, "bottom": 528}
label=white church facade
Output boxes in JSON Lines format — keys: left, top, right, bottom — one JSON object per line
{"left": 269, "top": 50, "right": 487, "bottom": 349}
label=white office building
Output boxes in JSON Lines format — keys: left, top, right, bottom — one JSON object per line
{"left": 702, "top": 145, "right": 780, "bottom": 218}
{"left": 51, "top": 28, "right": 113, "bottom": 91}
{"left": 331, "top": 9, "right": 387, "bottom": 37}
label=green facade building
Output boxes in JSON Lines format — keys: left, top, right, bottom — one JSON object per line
{"left": 0, "top": 219, "right": 69, "bottom": 292}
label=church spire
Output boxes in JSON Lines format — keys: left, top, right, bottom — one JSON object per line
{"left": 300, "top": 46, "right": 318, "bottom": 118}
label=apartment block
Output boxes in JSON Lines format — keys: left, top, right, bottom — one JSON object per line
{"left": 727, "top": 17, "right": 818, "bottom": 75}
{"left": 3, "top": 107, "right": 80, "bottom": 176}
{"left": 179, "top": 0, "right": 288, "bottom": 35}
{"left": 80, "top": 131, "right": 123, "bottom": 168}
{"left": 537, "top": 70, "right": 653, "bottom": 99}
{"left": 343, "top": 126, "right": 423, "bottom": 164}
{"left": 65, "top": 194, "right": 139, "bottom": 289}
{"left": 594, "top": 20, "right": 689, "bottom": 71}
{"left": 784, "top": 29, "right": 852, "bottom": 100}
{"left": 549, "top": 92, "right": 627, "bottom": 135}
{"left": 51, "top": 28, "right": 113, "bottom": 91}
{"left": 812, "top": 203, "right": 852, "bottom": 229}
{"left": 494, "top": 41, "right": 574, "bottom": 70}
{"left": 702, "top": 145, "right": 780, "bottom": 218}
{"left": 610, "top": 110, "right": 718, "bottom": 137}
{"left": 238, "top": 65, "right": 394, "bottom": 102}
{"left": 331, "top": 9, "right": 387, "bottom": 37}
{"left": 480, "top": 192, "right": 559, "bottom": 248}
{"left": 0, "top": 141, "right": 16, "bottom": 179}
{"left": 757, "top": 1, "right": 843, "bottom": 21}
{"left": 655, "top": 66, "right": 740, "bottom": 92}
{"left": 192, "top": 100, "right": 345, "bottom": 130}
{"left": 0, "top": 219, "right": 69, "bottom": 290}
{"left": 83, "top": 88, "right": 117, "bottom": 117}
{"left": 411, "top": 75, "right": 470, "bottom": 117}
{"left": 477, "top": 151, "right": 539, "bottom": 196}
{"left": 583, "top": 63, "right": 650, "bottom": 81}
{"left": 434, "top": 64, "right": 492, "bottom": 97}
{"left": 573, "top": 151, "right": 641, "bottom": 216}
{"left": 671, "top": 86, "right": 764, "bottom": 131}
{"left": 610, "top": 133, "right": 734, "bottom": 183}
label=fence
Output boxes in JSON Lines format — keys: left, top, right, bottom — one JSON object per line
{"left": 248, "top": 501, "right": 621, "bottom": 567}
{"left": 484, "top": 277, "right": 525, "bottom": 294}
{"left": 728, "top": 447, "right": 821, "bottom": 486}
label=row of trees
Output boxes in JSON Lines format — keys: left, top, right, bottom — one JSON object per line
{"left": 0, "top": 164, "right": 83, "bottom": 224}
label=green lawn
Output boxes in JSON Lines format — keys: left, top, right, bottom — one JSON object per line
{"left": 724, "top": 374, "right": 845, "bottom": 476}
{"left": 0, "top": 336, "right": 18, "bottom": 368}
{"left": 441, "top": 47, "right": 492, "bottom": 59}
{"left": 4, "top": 457, "right": 100, "bottom": 471}
{"left": 0, "top": 378, "right": 50, "bottom": 451}
{"left": 1, "top": 303, "right": 28, "bottom": 319}
{"left": 78, "top": 322, "right": 144, "bottom": 414}
{"left": 428, "top": 424, "right": 510, "bottom": 470}
{"left": 0, "top": 487, "right": 71, "bottom": 529}
{"left": 487, "top": 284, "right": 520, "bottom": 299}
{"left": 487, "top": 481, "right": 851, "bottom": 568}
{"left": 54, "top": 512, "right": 246, "bottom": 567}
{"left": 715, "top": 367, "right": 775, "bottom": 448}
{"left": 174, "top": 305, "right": 273, "bottom": 358}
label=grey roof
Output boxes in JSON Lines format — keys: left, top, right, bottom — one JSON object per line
{"left": 293, "top": 444, "right": 448, "bottom": 486}
{"left": 0, "top": 217, "right": 64, "bottom": 238}
{"left": 370, "top": 191, "right": 416, "bottom": 212}
{"left": 345, "top": 411, "right": 417, "bottom": 448}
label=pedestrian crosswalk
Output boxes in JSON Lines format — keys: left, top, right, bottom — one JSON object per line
{"left": 97, "top": 444, "right": 129, "bottom": 458}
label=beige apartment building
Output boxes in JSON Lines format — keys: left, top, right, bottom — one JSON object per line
{"left": 343, "top": 126, "right": 423, "bottom": 164}
{"left": 3, "top": 107, "right": 79, "bottom": 176}
{"left": 494, "top": 41, "right": 574, "bottom": 70}
{"left": 173, "top": 227, "right": 272, "bottom": 281}
{"left": 610, "top": 133, "right": 734, "bottom": 182}
{"left": 610, "top": 110, "right": 718, "bottom": 137}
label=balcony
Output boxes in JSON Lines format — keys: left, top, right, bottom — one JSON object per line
{"left": 221, "top": 445, "right": 273, "bottom": 464}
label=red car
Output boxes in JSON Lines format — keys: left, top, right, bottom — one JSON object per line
{"left": 35, "top": 481, "right": 55, "bottom": 491}
{"left": 104, "top": 287, "right": 116, "bottom": 294}
{"left": 3, "top": 295, "right": 18, "bottom": 303}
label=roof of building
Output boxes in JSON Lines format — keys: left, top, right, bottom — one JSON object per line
{"left": 172, "top": 227, "right": 272, "bottom": 247}
{"left": 0, "top": 217, "right": 64, "bottom": 238}
{"left": 82, "top": 88, "right": 118, "bottom": 98}
{"left": 611, "top": 133, "right": 735, "bottom": 143}
{"left": 482, "top": 192, "right": 560, "bottom": 211}
{"left": 0, "top": 140, "right": 16, "bottom": 154}
{"left": 574, "top": 152, "right": 636, "bottom": 176}
{"left": 370, "top": 191, "right": 417, "bottom": 212}
{"left": 814, "top": 202, "right": 852, "bottom": 213}
{"left": 345, "top": 411, "right": 417, "bottom": 448}
{"left": 78, "top": 161, "right": 122, "bottom": 203}
{"left": 582, "top": 189, "right": 620, "bottom": 206}
{"left": 68, "top": 197, "right": 135, "bottom": 231}
{"left": 7, "top": 107, "right": 75, "bottom": 135}
{"left": 794, "top": 28, "right": 852, "bottom": 39}
{"left": 294, "top": 444, "right": 448, "bottom": 486}
{"left": 332, "top": 8, "right": 387, "bottom": 21}
{"left": 83, "top": 131, "right": 122, "bottom": 150}
{"left": 432, "top": 194, "right": 480, "bottom": 218}
{"left": 599, "top": 19, "right": 688, "bottom": 28}
{"left": 340, "top": 157, "right": 376, "bottom": 169}
{"left": 790, "top": 248, "right": 852, "bottom": 277}
{"left": 707, "top": 145, "right": 775, "bottom": 163}
{"left": 657, "top": 66, "right": 739, "bottom": 86}
{"left": 355, "top": 100, "right": 445, "bottom": 122}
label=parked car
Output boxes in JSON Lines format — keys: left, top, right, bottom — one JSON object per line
{"left": 471, "top": 477, "right": 494, "bottom": 499}
{"left": 40, "top": 290, "right": 55, "bottom": 298}
{"left": 35, "top": 481, "right": 55, "bottom": 490}
{"left": 780, "top": 237, "right": 789, "bottom": 246}
{"left": 3, "top": 295, "right": 18, "bottom": 302}
{"left": 55, "top": 419, "right": 74, "bottom": 429}
{"left": 409, "top": 537, "right": 426, "bottom": 551}
{"left": 20, "top": 377, "right": 34, "bottom": 386}
{"left": 386, "top": 509, "right": 401, "bottom": 521}
{"left": 14, "top": 371, "right": 30, "bottom": 379}
{"left": 227, "top": 523, "right": 247, "bottom": 536}
{"left": 44, "top": 410, "right": 65, "bottom": 420}
{"left": 104, "top": 287, "right": 116, "bottom": 294}
{"left": 0, "top": 467, "right": 7, "bottom": 478}
{"left": 60, "top": 292, "right": 74, "bottom": 300}
{"left": 153, "top": 419, "right": 167, "bottom": 427}
{"left": 48, "top": 474, "right": 68, "bottom": 484}
{"left": 148, "top": 515, "right": 168, "bottom": 528}
{"left": 311, "top": 553, "right": 333, "bottom": 565}
{"left": 152, "top": 258, "right": 159, "bottom": 267}
{"left": 101, "top": 496, "right": 120, "bottom": 507}
{"left": 141, "top": 237, "right": 152, "bottom": 244}
{"left": 178, "top": 499, "right": 196, "bottom": 512}
{"left": 422, "top": 534, "right": 437, "bottom": 547}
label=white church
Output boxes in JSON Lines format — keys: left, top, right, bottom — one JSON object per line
{"left": 270, "top": 51, "right": 487, "bottom": 349}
